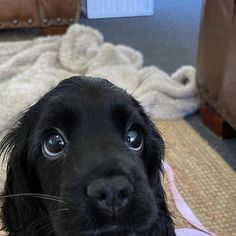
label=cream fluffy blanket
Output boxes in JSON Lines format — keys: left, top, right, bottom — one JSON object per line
{"left": 0, "top": 24, "right": 198, "bottom": 131}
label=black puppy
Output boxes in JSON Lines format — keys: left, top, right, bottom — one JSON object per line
{"left": 0, "top": 77, "right": 175, "bottom": 236}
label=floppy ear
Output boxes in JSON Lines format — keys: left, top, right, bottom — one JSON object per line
{"left": 144, "top": 120, "right": 165, "bottom": 185}
{"left": 0, "top": 111, "right": 45, "bottom": 234}
{"left": 141, "top": 115, "right": 176, "bottom": 235}
{"left": 130, "top": 97, "right": 175, "bottom": 230}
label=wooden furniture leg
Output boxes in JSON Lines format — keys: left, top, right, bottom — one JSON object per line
{"left": 200, "top": 104, "right": 236, "bottom": 139}
{"left": 42, "top": 26, "right": 68, "bottom": 35}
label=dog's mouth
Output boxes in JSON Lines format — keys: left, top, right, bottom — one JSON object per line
{"left": 71, "top": 214, "right": 156, "bottom": 236}
{"left": 76, "top": 224, "right": 145, "bottom": 236}
{"left": 77, "top": 225, "right": 120, "bottom": 235}
{"left": 56, "top": 210, "right": 155, "bottom": 236}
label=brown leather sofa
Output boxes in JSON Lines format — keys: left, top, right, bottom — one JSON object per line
{"left": 0, "top": 0, "right": 80, "bottom": 34}
{"left": 197, "top": 0, "right": 236, "bottom": 138}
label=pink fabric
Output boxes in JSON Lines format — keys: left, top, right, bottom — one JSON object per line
{"left": 163, "top": 161, "right": 217, "bottom": 236}
{"left": 175, "top": 229, "right": 216, "bottom": 236}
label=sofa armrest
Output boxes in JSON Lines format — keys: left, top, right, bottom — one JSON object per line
{"left": 38, "top": 0, "right": 80, "bottom": 27}
{"left": 0, "top": 0, "right": 80, "bottom": 29}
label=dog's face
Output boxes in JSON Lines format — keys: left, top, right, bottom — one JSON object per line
{"left": 0, "top": 77, "right": 175, "bottom": 236}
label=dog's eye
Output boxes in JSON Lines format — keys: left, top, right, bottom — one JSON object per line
{"left": 43, "top": 132, "right": 66, "bottom": 158}
{"left": 126, "top": 126, "right": 143, "bottom": 151}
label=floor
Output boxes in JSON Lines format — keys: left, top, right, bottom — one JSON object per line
{"left": 0, "top": 0, "right": 235, "bottom": 169}
{"left": 80, "top": 0, "right": 201, "bottom": 72}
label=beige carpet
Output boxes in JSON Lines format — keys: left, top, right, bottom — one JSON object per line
{"left": 0, "top": 119, "right": 235, "bottom": 235}
{"left": 157, "top": 120, "right": 236, "bottom": 236}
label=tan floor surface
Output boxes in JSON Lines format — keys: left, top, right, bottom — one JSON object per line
{"left": 157, "top": 120, "right": 236, "bottom": 236}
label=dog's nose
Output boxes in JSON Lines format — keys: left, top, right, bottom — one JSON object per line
{"left": 87, "top": 176, "right": 134, "bottom": 216}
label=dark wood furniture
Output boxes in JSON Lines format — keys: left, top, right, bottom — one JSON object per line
{"left": 197, "top": 0, "right": 236, "bottom": 138}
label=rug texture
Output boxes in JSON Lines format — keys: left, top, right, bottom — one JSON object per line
{"left": 0, "top": 24, "right": 198, "bottom": 132}
{"left": 157, "top": 120, "right": 236, "bottom": 236}
{"left": 0, "top": 119, "right": 235, "bottom": 235}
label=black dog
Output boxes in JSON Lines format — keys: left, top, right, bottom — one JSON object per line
{"left": 0, "top": 77, "right": 175, "bottom": 236}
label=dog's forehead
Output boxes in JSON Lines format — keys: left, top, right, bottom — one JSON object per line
{"left": 54, "top": 77, "right": 130, "bottom": 103}
{"left": 51, "top": 78, "right": 133, "bottom": 111}
{"left": 38, "top": 77, "right": 140, "bottom": 134}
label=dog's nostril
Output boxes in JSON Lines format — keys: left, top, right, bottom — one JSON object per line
{"left": 119, "top": 187, "right": 133, "bottom": 199}
{"left": 95, "top": 192, "right": 107, "bottom": 201}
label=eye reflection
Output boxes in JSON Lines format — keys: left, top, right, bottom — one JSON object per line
{"left": 43, "top": 131, "right": 66, "bottom": 158}
{"left": 126, "top": 126, "right": 143, "bottom": 151}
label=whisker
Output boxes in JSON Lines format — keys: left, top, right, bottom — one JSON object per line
{"left": 44, "top": 229, "right": 55, "bottom": 236}
{"left": 131, "top": 68, "right": 158, "bottom": 96}
{"left": 33, "top": 221, "right": 53, "bottom": 235}
{"left": 139, "top": 101, "right": 174, "bottom": 107}
{"left": 0, "top": 193, "right": 65, "bottom": 203}
{"left": 26, "top": 208, "right": 69, "bottom": 233}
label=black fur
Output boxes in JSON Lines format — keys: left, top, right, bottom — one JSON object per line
{"left": 0, "top": 76, "right": 175, "bottom": 236}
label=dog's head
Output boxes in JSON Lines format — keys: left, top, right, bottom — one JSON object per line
{"left": 0, "top": 77, "right": 174, "bottom": 236}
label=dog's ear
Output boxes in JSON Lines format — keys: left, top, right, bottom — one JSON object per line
{"left": 145, "top": 126, "right": 176, "bottom": 235}
{"left": 0, "top": 110, "right": 44, "bottom": 233}
{"left": 144, "top": 120, "right": 165, "bottom": 184}
{"left": 130, "top": 97, "right": 175, "bottom": 234}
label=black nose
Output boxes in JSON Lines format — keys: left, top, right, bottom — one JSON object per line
{"left": 87, "top": 176, "right": 134, "bottom": 217}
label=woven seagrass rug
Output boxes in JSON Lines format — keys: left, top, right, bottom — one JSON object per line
{"left": 0, "top": 119, "right": 235, "bottom": 235}
{"left": 157, "top": 120, "right": 236, "bottom": 236}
